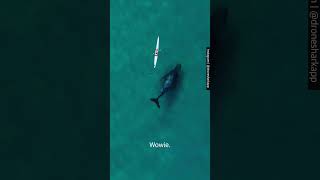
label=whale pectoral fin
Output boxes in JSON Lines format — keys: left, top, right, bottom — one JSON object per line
{"left": 160, "top": 73, "right": 169, "bottom": 81}
{"left": 160, "top": 71, "right": 173, "bottom": 81}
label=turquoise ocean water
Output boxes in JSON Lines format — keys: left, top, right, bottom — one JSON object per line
{"left": 111, "top": 0, "right": 210, "bottom": 179}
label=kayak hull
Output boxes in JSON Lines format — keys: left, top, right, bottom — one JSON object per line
{"left": 154, "top": 36, "right": 159, "bottom": 68}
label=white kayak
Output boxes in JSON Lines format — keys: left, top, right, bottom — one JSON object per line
{"left": 154, "top": 36, "right": 159, "bottom": 68}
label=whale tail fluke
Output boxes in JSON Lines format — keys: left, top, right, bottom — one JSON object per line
{"left": 150, "top": 98, "right": 160, "bottom": 108}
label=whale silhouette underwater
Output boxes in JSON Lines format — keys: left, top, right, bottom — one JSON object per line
{"left": 150, "top": 64, "right": 182, "bottom": 108}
